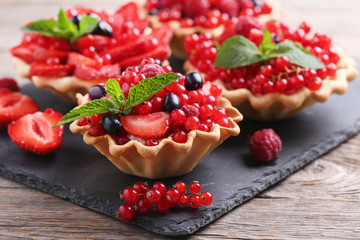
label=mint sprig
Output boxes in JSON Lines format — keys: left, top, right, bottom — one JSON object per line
{"left": 54, "top": 73, "right": 181, "bottom": 127}
{"left": 21, "top": 9, "right": 98, "bottom": 43}
{"left": 215, "top": 29, "right": 325, "bottom": 70}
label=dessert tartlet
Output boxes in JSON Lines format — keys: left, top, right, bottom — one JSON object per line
{"left": 184, "top": 18, "right": 358, "bottom": 121}
{"left": 10, "top": 2, "right": 173, "bottom": 103}
{"left": 144, "top": 0, "right": 281, "bottom": 58}
{"left": 56, "top": 59, "right": 242, "bottom": 178}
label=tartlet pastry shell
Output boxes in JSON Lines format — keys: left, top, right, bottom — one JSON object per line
{"left": 184, "top": 46, "right": 358, "bottom": 121}
{"left": 147, "top": 0, "right": 282, "bottom": 59}
{"left": 69, "top": 94, "right": 243, "bottom": 179}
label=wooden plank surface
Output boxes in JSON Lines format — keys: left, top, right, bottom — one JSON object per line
{"left": 0, "top": 0, "right": 360, "bottom": 239}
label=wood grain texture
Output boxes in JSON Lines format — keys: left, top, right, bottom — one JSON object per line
{"left": 0, "top": 0, "right": 360, "bottom": 239}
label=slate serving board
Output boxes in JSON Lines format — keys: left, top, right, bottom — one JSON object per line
{"left": 0, "top": 65, "right": 359, "bottom": 236}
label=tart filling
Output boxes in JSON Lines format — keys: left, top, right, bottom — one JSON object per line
{"left": 10, "top": 3, "right": 172, "bottom": 102}
{"left": 57, "top": 59, "right": 242, "bottom": 178}
{"left": 184, "top": 19, "right": 358, "bottom": 121}
{"left": 144, "top": 0, "right": 281, "bottom": 58}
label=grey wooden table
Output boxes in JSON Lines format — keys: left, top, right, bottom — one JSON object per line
{"left": 0, "top": 0, "right": 359, "bottom": 239}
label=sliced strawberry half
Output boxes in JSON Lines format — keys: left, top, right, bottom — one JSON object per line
{"left": 151, "top": 25, "right": 173, "bottom": 45}
{"left": 0, "top": 89, "right": 39, "bottom": 128}
{"left": 73, "top": 34, "right": 111, "bottom": 53}
{"left": 121, "top": 112, "right": 170, "bottom": 139}
{"left": 117, "top": 45, "right": 170, "bottom": 68}
{"left": 73, "top": 64, "right": 102, "bottom": 80}
{"left": 8, "top": 108, "right": 64, "bottom": 155}
{"left": 100, "top": 64, "right": 121, "bottom": 78}
{"left": 10, "top": 45, "right": 68, "bottom": 64}
{"left": 115, "top": 2, "right": 139, "bottom": 21}
{"left": 29, "top": 63, "right": 74, "bottom": 77}
{"left": 67, "top": 52, "right": 97, "bottom": 68}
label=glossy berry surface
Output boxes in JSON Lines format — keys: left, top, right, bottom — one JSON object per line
{"left": 189, "top": 181, "right": 202, "bottom": 194}
{"left": 185, "top": 20, "right": 340, "bottom": 95}
{"left": 101, "top": 114, "right": 122, "bottom": 135}
{"left": 249, "top": 128, "right": 282, "bottom": 162}
{"left": 92, "top": 21, "right": 113, "bottom": 38}
{"left": 117, "top": 204, "right": 135, "bottom": 222}
{"left": 163, "top": 93, "right": 181, "bottom": 112}
{"left": 88, "top": 85, "right": 107, "bottom": 100}
{"left": 185, "top": 72, "right": 204, "bottom": 91}
{"left": 145, "top": 0, "right": 273, "bottom": 29}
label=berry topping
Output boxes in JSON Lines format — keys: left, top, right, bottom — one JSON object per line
{"left": 0, "top": 78, "right": 20, "bottom": 92}
{"left": 121, "top": 112, "right": 170, "bottom": 139}
{"left": 101, "top": 114, "right": 122, "bottom": 135}
{"left": 234, "top": 16, "right": 262, "bottom": 38}
{"left": 249, "top": 128, "right": 282, "bottom": 162}
{"left": 216, "top": 0, "right": 240, "bottom": 17}
{"left": 0, "top": 89, "right": 39, "bottom": 128}
{"left": 139, "top": 63, "right": 165, "bottom": 78}
{"left": 88, "top": 85, "right": 107, "bottom": 100}
{"left": 184, "top": 0, "right": 210, "bottom": 18}
{"left": 163, "top": 93, "right": 180, "bottom": 112}
{"left": 8, "top": 108, "right": 64, "bottom": 155}
{"left": 185, "top": 20, "right": 339, "bottom": 95}
{"left": 185, "top": 72, "right": 204, "bottom": 91}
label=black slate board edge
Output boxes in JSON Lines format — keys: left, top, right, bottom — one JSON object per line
{"left": 1, "top": 118, "right": 359, "bottom": 236}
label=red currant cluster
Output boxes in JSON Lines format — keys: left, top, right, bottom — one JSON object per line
{"left": 77, "top": 58, "right": 230, "bottom": 146}
{"left": 184, "top": 20, "right": 340, "bottom": 95}
{"left": 117, "top": 181, "right": 213, "bottom": 222}
{"left": 146, "top": 0, "right": 272, "bottom": 29}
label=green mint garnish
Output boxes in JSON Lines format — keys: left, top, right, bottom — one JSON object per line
{"left": 215, "top": 29, "right": 325, "bottom": 70}
{"left": 54, "top": 73, "right": 181, "bottom": 127}
{"left": 21, "top": 9, "right": 98, "bottom": 44}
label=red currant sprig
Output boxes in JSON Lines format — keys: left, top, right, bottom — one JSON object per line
{"left": 117, "top": 180, "right": 213, "bottom": 222}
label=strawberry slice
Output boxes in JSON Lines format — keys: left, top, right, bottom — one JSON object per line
{"left": 73, "top": 64, "right": 102, "bottom": 80}
{"left": 8, "top": 108, "right": 64, "bottom": 155}
{"left": 151, "top": 25, "right": 173, "bottom": 44}
{"left": 115, "top": 2, "right": 139, "bottom": 21}
{"left": 10, "top": 45, "right": 68, "bottom": 64}
{"left": 29, "top": 63, "right": 74, "bottom": 77}
{"left": 73, "top": 35, "right": 111, "bottom": 53}
{"left": 67, "top": 52, "right": 97, "bottom": 68}
{"left": 121, "top": 112, "right": 170, "bottom": 139}
{"left": 0, "top": 78, "right": 20, "bottom": 92}
{"left": 117, "top": 45, "right": 170, "bottom": 68}
{"left": 100, "top": 64, "right": 121, "bottom": 78}
{"left": 0, "top": 89, "right": 39, "bottom": 128}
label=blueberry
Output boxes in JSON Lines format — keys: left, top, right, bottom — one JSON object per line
{"left": 101, "top": 114, "right": 122, "bottom": 135}
{"left": 185, "top": 72, "right": 203, "bottom": 91}
{"left": 149, "top": 9, "right": 159, "bottom": 15}
{"left": 154, "top": 59, "right": 162, "bottom": 66}
{"left": 89, "top": 85, "right": 107, "bottom": 100}
{"left": 251, "top": 0, "right": 263, "bottom": 7}
{"left": 70, "top": 15, "right": 82, "bottom": 27}
{"left": 92, "top": 21, "right": 113, "bottom": 38}
{"left": 163, "top": 93, "right": 180, "bottom": 112}
{"left": 271, "top": 33, "right": 280, "bottom": 44}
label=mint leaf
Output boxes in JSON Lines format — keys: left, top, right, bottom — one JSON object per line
{"left": 54, "top": 98, "right": 119, "bottom": 127}
{"left": 124, "top": 73, "right": 181, "bottom": 114}
{"left": 260, "top": 29, "right": 276, "bottom": 55}
{"left": 267, "top": 40, "right": 325, "bottom": 69}
{"left": 21, "top": 8, "right": 99, "bottom": 43}
{"left": 78, "top": 14, "right": 99, "bottom": 37}
{"left": 105, "top": 78, "right": 125, "bottom": 108}
{"left": 215, "top": 35, "right": 265, "bottom": 69}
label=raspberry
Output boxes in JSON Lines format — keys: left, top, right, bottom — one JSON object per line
{"left": 139, "top": 64, "right": 165, "bottom": 78}
{"left": 249, "top": 129, "right": 282, "bottom": 162}
{"left": 184, "top": 0, "right": 210, "bottom": 18}
{"left": 234, "top": 16, "right": 262, "bottom": 38}
{"left": 215, "top": 0, "right": 240, "bottom": 17}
